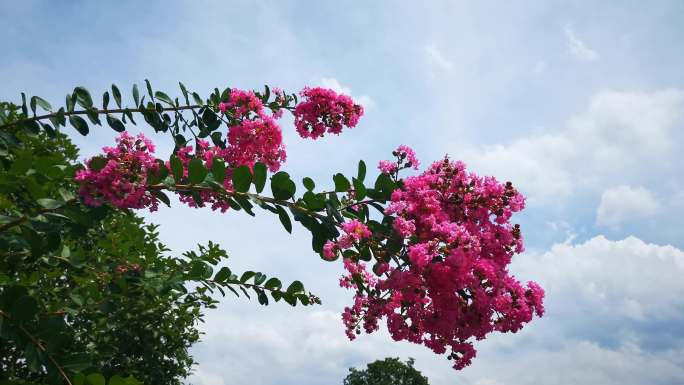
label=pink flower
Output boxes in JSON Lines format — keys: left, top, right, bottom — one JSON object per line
{"left": 378, "top": 160, "right": 398, "bottom": 174}
{"left": 323, "top": 241, "right": 337, "bottom": 260}
{"left": 378, "top": 145, "right": 420, "bottom": 174}
{"left": 76, "top": 132, "right": 160, "bottom": 211}
{"left": 335, "top": 151, "right": 544, "bottom": 371}
{"left": 293, "top": 87, "right": 364, "bottom": 139}
{"left": 342, "top": 219, "right": 371, "bottom": 240}
{"left": 393, "top": 217, "right": 416, "bottom": 238}
{"left": 396, "top": 145, "right": 420, "bottom": 169}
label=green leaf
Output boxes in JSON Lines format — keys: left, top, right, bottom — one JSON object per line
{"left": 192, "top": 92, "right": 203, "bottom": 106}
{"left": 303, "top": 177, "right": 315, "bottom": 191}
{"left": 86, "top": 107, "right": 101, "bottom": 125}
{"left": 170, "top": 155, "right": 183, "bottom": 182}
{"left": 188, "top": 158, "right": 207, "bottom": 184}
{"left": 286, "top": 280, "right": 305, "bottom": 295}
{"left": 232, "top": 165, "right": 252, "bottom": 193}
{"left": 24, "top": 342, "right": 41, "bottom": 372}
{"left": 276, "top": 206, "right": 292, "bottom": 233}
{"left": 145, "top": 79, "right": 154, "bottom": 100}
{"left": 240, "top": 271, "right": 256, "bottom": 283}
{"left": 303, "top": 191, "right": 326, "bottom": 210}
{"left": 179, "top": 82, "right": 190, "bottom": 104}
{"left": 56, "top": 107, "right": 66, "bottom": 126}
{"left": 253, "top": 162, "right": 267, "bottom": 193}
{"left": 10, "top": 295, "right": 38, "bottom": 321}
{"left": 214, "top": 267, "right": 232, "bottom": 282}
{"left": 66, "top": 92, "right": 75, "bottom": 112}
{"left": 22, "top": 119, "right": 40, "bottom": 134}
{"left": 86, "top": 373, "right": 106, "bottom": 385}
{"left": 32, "top": 95, "right": 52, "bottom": 112}
{"left": 264, "top": 277, "right": 282, "bottom": 290}
{"left": 89, "top": 156, "right": 108, "bottom": 171}
{"left": 233, "top": 195, "right": 255, "bottom": 216}
{"left": 257, "top": 289, "right": 269, "bottom": 305}
{"left": 271, "top": 171, "right": 296, "bottom": 201}
{"left": 374, "top": 173, "right": 396, "bottom": 198}
{"left": 151, "top": 190, "right": 171, "bottom": 207}
{"left": 108, "top": 376, "right": 127, "bottom": 385}
{"left": 37, "top": 198, "right": 64, "bottom": 209}
{"left": 74, "top": 86, "right": 94, "bottom": 108}
{"left": 253, "top": 272, "right": 267, "bottom": 285}
{"left": 155, "top": 91, "right": 174, "bottom": 105}
{"left": 111, "top": 84, "right": 122, "bottom": 108}
{"left": 211, "top": 158, "right": 226, "bottom": 183}
{"left": 353, "top": 177, "right": 367, "bottom": 200}
{"left": 357, "top": 160, "right": 367, "bottom": 181}
{"left": 20, "top": 92, "right": 28, "bottom": 115}
{"left": 333, "top": 173, "right": 351, "bottom": 192}
{"left": 69, "top": 115, "right": 89, "bottom": 136}
{"left": 106, "top": 114, "right": 125, "bottom": 132}
{"left": 132, "top": 84, "right": 140, "bottom": 106}
{"left": 102, "top": 91, "right": 110, "bottom": 109}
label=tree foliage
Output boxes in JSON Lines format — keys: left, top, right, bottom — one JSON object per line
{"left": 343, "top": 357, "right": 429, "bottom": 385}
{"left": 0, "top": 97, "right": 318, "bottom": 384}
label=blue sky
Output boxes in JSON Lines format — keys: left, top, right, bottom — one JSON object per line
{"left": 2, "top": 1, "right": 684, "bottom": 384}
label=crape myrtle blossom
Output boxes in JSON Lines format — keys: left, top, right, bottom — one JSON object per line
{"left": 76, "top": 132, "right": 160, "bottom": 210}
{"left": 293, "top": 87, "right": 364, "bottom": 139}
{"left": 323, "top": 220, "right": 372, "bottom": 260}
{"left": 378, "top": 145, "right": 420, "bottom": 175}
{"left": 78, "top": 86, "right": 361, "bottom": 211}
{"left": 340, "top": 148, "right": 544, "bottom": 370}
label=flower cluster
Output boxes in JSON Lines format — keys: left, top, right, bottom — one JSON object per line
{"left": 293, "top": 87, "right": 364, "bottom": 139}
{"left": 378, "top": 145, "right": 420, "bottom": 175}
{"left": 338, "top": 149, "right": 544, "bottom": 370}
{"left": 77, "top": 86, "right": 366, "bottom": 211}
{"left": 76, "top": 132, "right": 160, "bottom": 210}
{"left": 219, "top": 89, "right": 287, "bottom": 172}
{"left": 323, "top": 219, "right": 372, "bottom": 260}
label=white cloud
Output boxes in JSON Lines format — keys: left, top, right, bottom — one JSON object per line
{"left": 425, "top": 44, "right": 454, "bottom": 71}
{"left": 459, "top": 89, "right": 684, "bottom": 204}
{"left": 189, "top": 369, "right": 226, "bottom": 385}
{"left": 564, "top": 26, "right": 600, "bottom": 62}
{"left": 450, "top": 235, "right": 684, "bottom": 385}
{"left": 596, "top": 185, "right": 660, "bottom": 227}
{"left": 319, "top": 77, "right": 375, "bottom": 109}
{"left": 513, "top": 235, "right": 684, "bottom": 324}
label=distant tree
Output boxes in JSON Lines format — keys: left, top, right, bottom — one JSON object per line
{"left": 343, "top": 357, "right": 429, "bottom": 385}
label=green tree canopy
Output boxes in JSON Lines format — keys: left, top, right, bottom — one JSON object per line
{"left": 343, "top": 357, "right": 429, "bottom": 385}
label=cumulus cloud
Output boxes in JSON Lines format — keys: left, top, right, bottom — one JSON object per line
{"left": 459, "top": 89, "right": 684, "bottom": 204}
{"left": 319, "top": 77, "right": 375, "bottom": 109}
{"left": 452, "top": 235, "right": 684, "bottom": 385}
{"left": 596, "top": 185, "right": 660, "bottom": 227}
{"left": 564, "top": 26, "right": 600, "bottom": 62}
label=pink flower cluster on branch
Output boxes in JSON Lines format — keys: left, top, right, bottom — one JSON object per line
{"left": 293, "top": 87, "right": 364, "bottom": 139}
{"left": 77, "top": 86, "right": 365, "bottom": 212}
{"left": 378, "top": 145, "right": 420, "bottom": 175}
{"left": 219, "top": 89, "right": 286, "bottom": 172}
{"left": 76, "top": 132, "right": 160, "bottom": 210}
{"left": 334, "top": 148, "right": 545, "bottom": 370}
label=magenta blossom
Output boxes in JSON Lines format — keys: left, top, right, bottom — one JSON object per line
{"left": 293, "top": 87, "right": 364, "bottom": 139}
